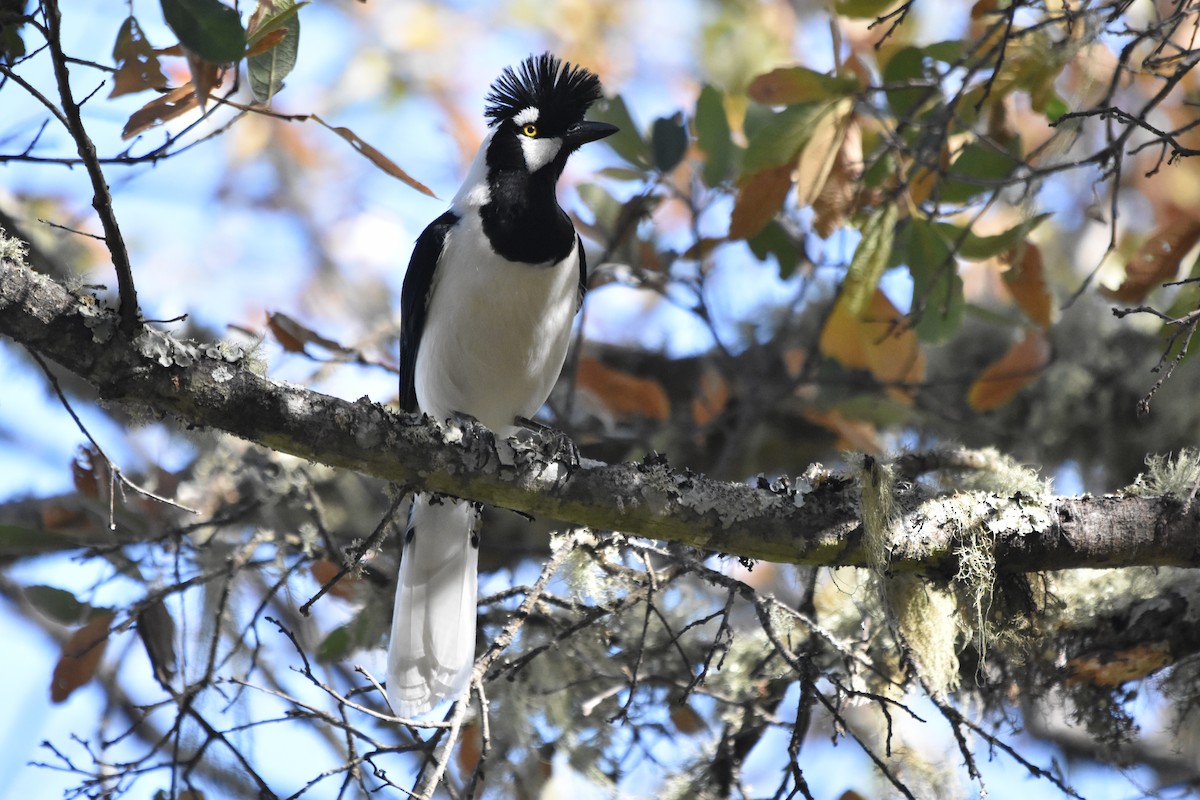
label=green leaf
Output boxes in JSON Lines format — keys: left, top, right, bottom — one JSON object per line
{"left": 695, "top": 84, "right": 735, "bottom": 185}
{"left": 248, "top": 1, "right": 303, "bottom": 103}
{"left": 907, "top": 219, "right": 965, "bottom": 342}
{"left": 939, "top": 140, "right": 1021, "bottom": 204}
{"left": 741, "top": 103, "right": 825, "bottom": 174}
{"left": 25, "top": 585, "right": 90, "bottom": 625}
{"left": 748, "top": 220, "right": 803, "bottom": 279}
{"left": 842, "top": 203, "right": 900, "bottom": 316}
{"left": 316, "top": 625, "right": 350, "bottom": 661}
{"left": 747, "top": 66, "right": 858, "bottom": 106}
{"left": 591, "top": 95, "right": 649, "bottom": 167}
{"left": 160, "top": 0, "right": 245, "bottom": 64}
{"left": 882, "top": 46, "right": 936, "bottom": 120}
{"left": 650, "top": 112, "right": 688, "bottom": 173}
{"left": 834, "top": 0, "right": 899, "bottom": 18}
{"left": 948, "top": 213, "right": 1051, "bottom": 261}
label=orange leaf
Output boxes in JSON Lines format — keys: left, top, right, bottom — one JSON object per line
{"left": 122, "top": 84, "right": 199, "bottom": 139}
{"left": 310, "top": 560, "right": 358, "bottom": 601}
{"left": 457, "top": 721, "right": 483, "bottom": 774}
{"left": 1102, "top": 216, "right": 1200, "bottom": 304}
{"left": 691, "top": 367, "right": 730, "bottom": 427}
{"left": 967, "top": 329, "right": 1050, "bottom": 411}
{"left": 51, "top": 613, "right": 114, "bottom": 703}
{"left": 1066, "top": 642, "right": 1171, "bottom": 687}
{"left": 803, "top": 407, "right": 881, "bottom": 453}
{"left": 244, "top": 28, "right": 287, "bottom": 58}
{"left": 1000, "top": 241, "right": 1052, "bottom": 329}
{"left": 313, "top": 115, "right": 436, "bottom": 198}
{"left": 819, "top": 289, "right": 925, "bottom": 402}
{"left": 267, "top": 311, "right": 351, "bottom": 355}
{"left": 576, "top": 356, "right": 670, "bottom": 421}
{"left": 729, "top": 164, "right": 794, "bottom": 240}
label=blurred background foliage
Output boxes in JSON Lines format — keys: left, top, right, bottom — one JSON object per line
{"left": 2, "top": 0, "right": 1200, "bottom": 798}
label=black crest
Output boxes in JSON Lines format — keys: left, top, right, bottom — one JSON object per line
{"left": 485, "top": 53, "right": 603, "bottom": 129}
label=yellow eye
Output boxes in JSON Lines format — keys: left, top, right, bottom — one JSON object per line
{"left": 521, "top": 123, "right": 538, "bottom": 137}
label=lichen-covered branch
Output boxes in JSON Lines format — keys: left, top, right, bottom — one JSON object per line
{"left": 2, "top": 258, "right": 1199, "bottom": 572}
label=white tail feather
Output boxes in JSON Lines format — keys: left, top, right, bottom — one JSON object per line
{"left": 386, "top": 497, "right": 479, "bottom": 717}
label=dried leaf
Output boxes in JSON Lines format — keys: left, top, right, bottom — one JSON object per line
{"left": 729, "top": 164, "right": 793, "bottom": 240}
{"left": 811, "top": 116, "right": 862, "bottom": 238}
{"left": 691, "top": 367, "right": 730, "bottom": 427}
{"left": 669, "top": 702, "right": 706, "bottom": 735}
{"left": 51, "top": 613, "right": 114, "bottom": 703}
{"left": 820, "top": 288, "right": 925, "bottom": 402}
{"left": 184, "top": 46, "right": 222, "bottom": 109}
{"left": 1000, "top": 241, "right": 1052, "bottom": 328}
{"left": 457, "top": 721, "right": 483, "bottom": 774}
{"left": 803, "top": 407, "right": 881, "bottom": 453}
{"left": 110, "top": 16, "right": 169, "bottom": 98}
{"left": 267, "top": 311, "right": 351, "bottom": 355}
{"left": 313, "top": 115, "right": 435, "bottom": 197}
{"left": 1102, "top": 216, "right": 1200, "bottom": 304}
{"left": 122, "top": 83, "right": 200, "bottom": 139}
{"left": 1066, "top": 642, "right": 1171, "bottom": 687}
{"left": 794, "top": 98, "right": 852, "bottom": 209}
{"left": 747, "top": 66, "right": 857, "bottom": 106}
{"left": 310, "top": 559, "right": 358, "bottom": 600}
{"left": 967, "top": 329, "right": 1050, "bottom": 412}
{"left": 576, "top": 356, "right": 670, "bottom": 421}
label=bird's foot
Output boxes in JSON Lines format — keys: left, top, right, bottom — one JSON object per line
{"left": 514, "top": 415, "right": 580, "bottom": 472}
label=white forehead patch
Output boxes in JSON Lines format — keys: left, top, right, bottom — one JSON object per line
{"left": 520, "top": 136, "right": 562, "bottom": 173}
{"left": 513, "top": 107, "right": 540, "bottom": 126}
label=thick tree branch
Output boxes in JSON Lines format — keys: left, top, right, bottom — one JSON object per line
{"left": 2, "top": 259, "right": 1200, "bottom": 573}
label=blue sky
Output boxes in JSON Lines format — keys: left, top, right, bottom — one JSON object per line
{"left": 0, "top": 1, "right": 1169, "bottom": 797}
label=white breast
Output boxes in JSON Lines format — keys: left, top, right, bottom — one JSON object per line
{"left": 414, "top": 210, "right": 579, "bottom": 433}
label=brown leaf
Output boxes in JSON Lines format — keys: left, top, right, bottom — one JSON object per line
{"left": 576, "top": 356, "right": 670, "bottom": 421}
{"left": 314, "top": 115, "right": 436, "bottom": 198}
{"left": 267, "top": 311, "right": 351, "bottom": 355}
{"left": 729, "top": 164, "right": 794, "bottom": 240}
{"left": 51, "top": 613, "right": 114, "bottom": 703}
{"left": 794, "top": 99, "right": 852, "bottom": 209}
{"left": 802, "top": 407, "right": 881, "bottom": 453}
{"left": 310, "top": 560, "right": 359, "bottom": 601}
{"left": 967, "top": 329, "right": 1050, "bottom": 412}
{"left": 669, "top": 702, "right": 706, "bottom": 735}
{"left": 184, "top": 47, "right": 223, "bottom": 110}
{"left": 1066, "top": 642, "right": 1171, "bottom": 687}
{"left": 122, "top": 84, "right": 200, "bottom": 139}
{"left": 819, "top": 289, "right": 924, "bottom": 403}
{"left": 811, "top": 116, "right": 862, "bottom": 238}
{"left": 457, "top": 721, "right": 483, "bottom": 774}
{"left": 1101, "top": 216, "right": 1200, "bottom": 304}
{"left": 244, "top": 27, "right": 287, "bottom": 58}
{"left": 109, "top": 17, "right": 168, "bottom": 98}
{"left": 1000, "top": 241, "right": 1052, "bottom": 328}
{"left": 690, "top": 367, "right": 730, "bottom": 427}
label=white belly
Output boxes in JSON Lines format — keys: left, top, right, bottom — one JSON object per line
{"left": 414, "top": 212, "right": 578, "bottom": 433}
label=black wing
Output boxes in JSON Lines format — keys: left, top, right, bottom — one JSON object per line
{"left": 399, "top": 211, "right": 459, "bottom": 413}
{"left": 576, "top": 232, "right": 588, "bottom": 310}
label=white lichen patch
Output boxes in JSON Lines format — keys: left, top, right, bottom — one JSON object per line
{"left": 211, "top": 364, "right": 234, "bottom": 383}
{"left": 136, "top": 327, "right": 195, "bottom": 367}
{"left": 1128, "top": 448, "right": 1200, "bottom": 507}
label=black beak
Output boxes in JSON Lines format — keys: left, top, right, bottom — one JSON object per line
{"left": 565, "top": 120, "right": 619, "bottom": 147}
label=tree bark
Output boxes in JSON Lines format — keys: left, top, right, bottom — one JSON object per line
{"left": 3, "top": 258, "right": 1200, "bottom": 573}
